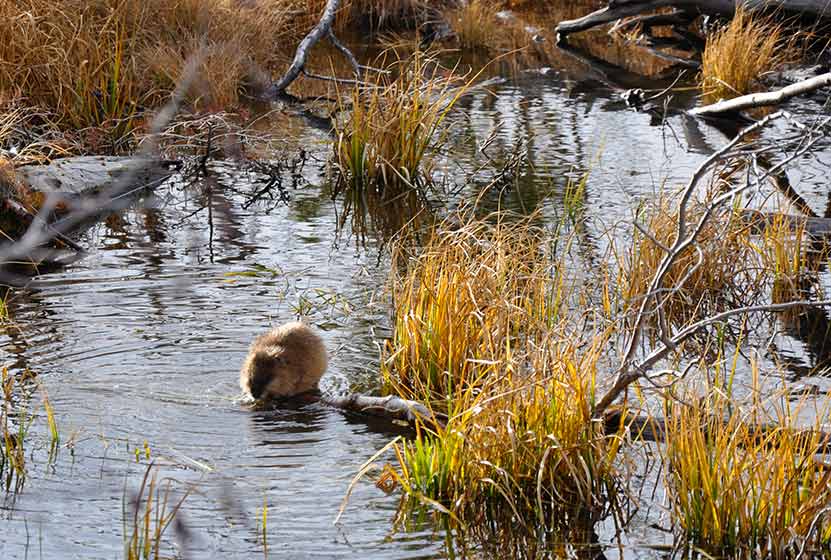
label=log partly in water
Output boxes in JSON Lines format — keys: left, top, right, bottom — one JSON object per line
{"left": 556, "top": 0, "right": 831, "bottom": 41}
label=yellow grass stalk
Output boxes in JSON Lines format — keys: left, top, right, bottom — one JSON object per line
{"left": 700, "top": 7, "right": 787, "bottom": 103}
{"left": 664, "top": 371, "right": 831, "bottom": 557}
{"left": 380, "top": 210, "right": 623, "bottom": 539}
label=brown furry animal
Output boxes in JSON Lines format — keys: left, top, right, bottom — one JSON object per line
{"left": 240, "top": 322, "right": 328, "bottom": 400}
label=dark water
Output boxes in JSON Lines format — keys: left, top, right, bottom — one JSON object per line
{"left": 2, "top": 49, "right": 831, "bottom": 559}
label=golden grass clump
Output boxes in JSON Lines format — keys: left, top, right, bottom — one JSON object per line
{"left": 380, "top": 212, "right": 623, "bottom": 537}
{"left": 664, "top": 374, "right": 831, "bottom": 557}
{"left": 446, "top": 0, "right": 497, "bottom": 51}
{"left": 333, "top": 54, "right": 472, "bottom": 241}
{"left": 620, "top": 198, "right": 760, "bottom": 329}
{"left": 699, "top": 7, "right": 787, "bottom": 103}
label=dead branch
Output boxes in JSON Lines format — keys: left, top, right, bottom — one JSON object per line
{"left": 322, "top": 394, "right": 446, "bottom": 430}
{"left": 690, "top": 72, "right": 831, "bottom": 117}
{"left": 592, "top": 111, "right": 831, "bottom": 418}
{"left": 604, "top": 408, "right": 831, "bottom": 452}
{"left": 266, "top": 0, "right": 364, "bottom": 98}
{"left": 556, "top": 1, "right": 831, "bottom": 42}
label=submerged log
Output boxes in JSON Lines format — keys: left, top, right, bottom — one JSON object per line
{"left": 322, "top": 394, "right": 447, "bottom": 430}
{"left": 0, "top": 156, "right": 176, "bottom": 275}
{"left": 604, "top": 408, "right": 831, "bottom": 452}
{"left": 556, "top": 0, "right": 831, "bottom": 41}
{"left": 742, "top": 209, "right": 831, "bottom": 238}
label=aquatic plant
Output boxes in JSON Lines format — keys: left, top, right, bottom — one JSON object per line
{"left": 123, "top": 463, "right": 192, "bottom": 560}
{"left": 333, "top": 53, "right": 474, "bottom": 242}
{"left": 700, "top": 7, "right": 788, "bottom": 103}
{"left": 380, "top": 210, "right": 624, "bottom": 540}
{"left": 0, "top": 368, "right": 30, "bottom": 492}
{"left": 620, "top": 196, "right": 763, "bottom": 330}
{"left": 664, "top": 364, "right": 831, "bottom": 557}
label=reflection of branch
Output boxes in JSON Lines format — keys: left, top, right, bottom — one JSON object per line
{"left": 593, "top": 111, "right": 831, "bottom": 418}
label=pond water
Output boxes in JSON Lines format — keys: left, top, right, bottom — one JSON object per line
{"left": 2, "top": 42, "right": 831, "bottom": 559}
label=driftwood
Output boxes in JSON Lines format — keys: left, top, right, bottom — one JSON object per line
{"left": 0, "top": 156, "right": 176, "bottom": 277}
{"left": 690, "top": 72, "right": 831, "bottom": 116}
{"left": 556, "top": 0, "right": 831, "bottom": 41}
{"left": 742, "top": 209, "right": 831, "bottom": 237}
{"left": 322, "top": 394, "right": 446, "bottom": 430}
{"left": 604, "top": 408, "right": 831, "bottom": 452}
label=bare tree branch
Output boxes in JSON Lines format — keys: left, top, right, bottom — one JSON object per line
{"left": 593, "top": 111, "right": 831, "bottom": 418}
{"left": 690, "top": 72, "right": 831, "bottom": 117}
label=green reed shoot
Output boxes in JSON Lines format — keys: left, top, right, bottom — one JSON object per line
{"left": 123, "top": 462, "right": 192, "bottom": 560}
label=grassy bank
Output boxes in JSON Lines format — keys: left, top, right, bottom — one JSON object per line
{"left": 0, "top": 0, "right": 435, "bottom": 152}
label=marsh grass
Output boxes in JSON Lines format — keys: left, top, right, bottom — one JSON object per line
{"left": 446, "top": 0, "right": 497, "bottom": 51}
{"left": 379, "top": 210, "right": 624, "bottom": 539}
{"left": 123, "top": 463, "right": 192, "bottom": 560}
{"left": 333, "top": 54, "right": 474, "bottom": 242}
{"left": 620, "top": 197, "right": 763, "bottom": 330}
{"left": 700, "top": 7, "right": 789, "bottom": 103}
{"left": 0, "top": 368, "right": 30, "bottom": 492}
{"left": 664, "top": 368, "right": 831, "bottom": 557}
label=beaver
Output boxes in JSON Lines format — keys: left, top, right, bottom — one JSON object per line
{"left": 240, "top": 321, "right": 328, "bottom": 400}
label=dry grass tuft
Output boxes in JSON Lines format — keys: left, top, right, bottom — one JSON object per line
{"left": 664, "top": 370, "right": 831, "bottom": 557}
{"left": 699, "top": 7, "right": 788, "bottom": 103}
{"left": 446, "top": 0, "right": 497, "bottom": 51}
{"left": 620, "top": 197, "right": 761, "bottom": 329}
{"left": 379, "top": 211, "right": 623, "bottom": 538}
{"left": 333, "top": 54, "right": 474, "bottom": 242}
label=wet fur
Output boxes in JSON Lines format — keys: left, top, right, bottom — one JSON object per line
{"left": 240, "top": 322, "right": 328, "bottom": 400}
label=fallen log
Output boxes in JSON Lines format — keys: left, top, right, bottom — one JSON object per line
{"left": 742, "top": 209, "right": 831, "bottom": 237}
{"left": 0, "top": 156, "right": 177, "bottom": 278}
{"left": 251, "top": 391, "right": 447, "bottom": 431}
{"left": 604, "top": 408, "right": 831, "bottom": 452}
{"left": 556, "top": 0, "right": 831, "bottom": 41}
{"left": 690, "top": 72, "right": 831, "bottom": 116}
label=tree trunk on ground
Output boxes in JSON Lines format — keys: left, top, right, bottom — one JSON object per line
{"left": 556, "top": 0, "right": 831, "bottom": 40}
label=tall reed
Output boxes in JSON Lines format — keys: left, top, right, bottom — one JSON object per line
{"left": 664, "top": 367, "right": 831, "bottom": 557}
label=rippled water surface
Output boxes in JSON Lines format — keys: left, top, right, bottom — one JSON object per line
{"left": 2, "top": 51, "right": 831, "bottom": 559}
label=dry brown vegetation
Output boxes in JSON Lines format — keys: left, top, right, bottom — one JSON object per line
{"left": 0, "top": 0, "right": 436, "bottom": 150}
{"left": 700, "top": 7, "right": 790, "bottom": 103}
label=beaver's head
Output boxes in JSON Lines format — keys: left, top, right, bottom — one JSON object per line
{"left": 240, "top": 348, "right": 296, "bottom": 400}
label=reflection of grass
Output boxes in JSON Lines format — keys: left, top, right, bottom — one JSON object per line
{"left": 664, "top": 368, "right": 831, "bottom": 557}
{"left": 380, "top": 210, "right": 623, "bottom": 540}
{"left": 700, "top": 7, "right": 787, "bottom": 103}
{"left": 123, "top": 463, "right": 192, "bottom": 560}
